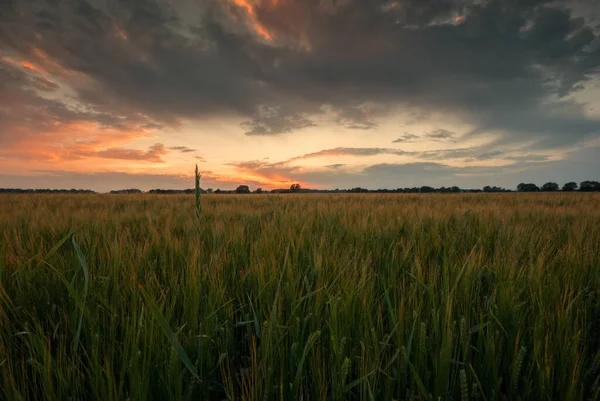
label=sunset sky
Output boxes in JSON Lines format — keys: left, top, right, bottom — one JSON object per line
{"left": 1, "top": 0, "right": 600, "bottom": 191}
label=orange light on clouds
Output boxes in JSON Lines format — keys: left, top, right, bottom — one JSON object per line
{"left": 30, "top": 47, "right": 85, "bottom": 79}
{"left": 0, "top": 119, "right": 161, "bottom": 171}
{"left": 455, "top": 16, "right": 466, "bottom": 24}
{"left": 114, "top": 24, "right": 129, "bottom": 41}
{"left": 230, "top": 0, "right": 274, "bottom": 41}
{"left": 20, "top": 61, "right": 45, "bottom": 74}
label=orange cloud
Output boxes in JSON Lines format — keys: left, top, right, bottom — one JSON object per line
{"left": 30, "top": 47, "right": 85, "bottom": 79}
{"left": 2, "top": 48, "right": 85, "bottom": 81}
{"left": 20, "top": 61, "right": 46, "bottom": 74}
{"left": 230, "top": 0, "right": 274, "bottom": 41}
{"left": 0, "top": 119, "right": 161, "bottom": 168}
{"left": 77, "top": 143, "right": 167, "bottom": 163}
{"left": 114, "top": 23, "right": 129, "bottom": 41}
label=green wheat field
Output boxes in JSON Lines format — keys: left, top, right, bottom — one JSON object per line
{"left": 1, "top": 193, "right": 600, "bottom": 401}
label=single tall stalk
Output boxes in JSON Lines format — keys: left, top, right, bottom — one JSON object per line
{"left": 195, "top": 164, "right": 202, "bottom": 218}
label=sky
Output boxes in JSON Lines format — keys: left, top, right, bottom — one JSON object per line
{"left": 1, "top": 0, "right": 600, "bottom": 192}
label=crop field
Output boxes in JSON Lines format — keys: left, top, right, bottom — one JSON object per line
{"left": 0, "top": 193, "right": 599, "bottom": 401}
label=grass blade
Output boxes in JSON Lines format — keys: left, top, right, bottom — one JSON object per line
{"left": 140, "top": 285, "right": 200, "bottom": 381}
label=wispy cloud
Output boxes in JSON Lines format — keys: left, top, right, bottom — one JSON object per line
{"left": 169, "top": 146, "right": 198, "bottom": 153}
{"left": 80, "top": 143, "right": 167, "bottom": 163}
{"left": 392, "top": 133, "right": 420, "bottom": 143}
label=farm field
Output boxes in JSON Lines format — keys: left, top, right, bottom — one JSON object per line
{"left": 1, "top": 193, "right": 600, "bottom": 401}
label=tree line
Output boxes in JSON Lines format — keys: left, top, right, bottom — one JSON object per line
{"left": 0, "top": 180, "right": 598, "bottom": 194}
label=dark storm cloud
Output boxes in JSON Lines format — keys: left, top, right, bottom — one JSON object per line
{"left": 2, "top": 0, "right": 600, "bottom": 151}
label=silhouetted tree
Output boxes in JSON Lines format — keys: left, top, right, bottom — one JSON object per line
{"left": 580, "top": 181, "right": 600, "bottom": 192}
{"left": 110, "top": 189, "right": 142, "bottom": 194}
{"left": 0, "top": 188, "right": 95, "bottom": 194}
{"left": 290, "top": 183, "right": 301, "bottom": 192}
{"left": 419, "top": 186, "right": 435, "bottom": 193}
{"left": 148, "top": 189, "right": 197, "bottom": 194}
{"left": 517, "top": 183, "right": 539, "bottom": 192}
{"left": 255, "top": 188, "right": 263, "bottom": 194}
{"left": 483, "top": 185, "right": 507, "bottom": 192}
{"left": 235, "top": 185, "right": 251, "bottom": 194}
{"left": 541, "top": 182, "right": 559, "bottom": 192}
{"left": 562, "top": 182, "right": 577, "bottom": 191}
{"left": 348, "top": 187, "right": 369, "bottom": 193}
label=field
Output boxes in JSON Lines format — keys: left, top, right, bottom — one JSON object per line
{"left": 1, "top": 193, "right": 600, "bottom": 400}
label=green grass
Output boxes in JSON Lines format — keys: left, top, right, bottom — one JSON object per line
{"left": 0, "top": 193, "right": 599, "bottom": 400}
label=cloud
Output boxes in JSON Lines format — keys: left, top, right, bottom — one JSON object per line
{"left": 2, "top": 0, "right": 600, "bottom": 188}
{"left": 425, "top": 129, "right": 456, "bottom": 141}
{"left": 3, "top": 0, "right": 599, "bottom": 144}
{"left": 288, "top": 147, "right": 411, "bottom": 162}
{"left": 392, "top": 133, "right": 420, "bottom": 143}
{"left": 0, "top": 54, "right": 160, "bottom": 165}
{"left": 79, "top": 143, "right": 168, "bottom": 163}
{"left": 330, "top": 104, "right": 379, "bottom": 130}
{"left": 241, "top": 105, "right": 316, "bottom": 136}
{"left": 224, "top": 144, "right": 600, "bottom": 190}
{"left": 169, "top": 146, "right": 198, "bottom": 153}
{"left": 391, "top": 129, "right": 457, "bottom": 143}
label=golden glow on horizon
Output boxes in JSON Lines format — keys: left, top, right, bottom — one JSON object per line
{"left": 219, "top": 167, "right": 311, "bottom": 189}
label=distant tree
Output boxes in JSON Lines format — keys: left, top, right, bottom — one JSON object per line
{"left": 451, "top": 186, "right": 460, "bottom": 193}
{"left": 562, "top": 182, "right": 577, "bottom": 191}
{"left": 517, "top": 183, "right": 539, "bottom": 192}
{"left": 419, "top": 186, "right": 435, "bottom": 193}
{"left": 110, "top": 189, "right": 142, "bottom": 194}
{"left": 541, "top": 182, "right": 559, "bottom": 192}
{"left": 349, "top": 187, "right": 369, "bottom": 193}
{"left": 483, "top": 185, "right": 507, "bottom": 193}
{"left": 214, "top": 189, "right": 222, "bottom": 194}
{"left": 235, "top": 185, "right": 251, "bottom": 194}
{"left": 580, "top": 180, "right": 600, "bottom": 192}
{"left": 290, "top": 183, "right": 301, "bottom": 192}
{"left": 255, "top": 188, "right": 263, "bottom": 194}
